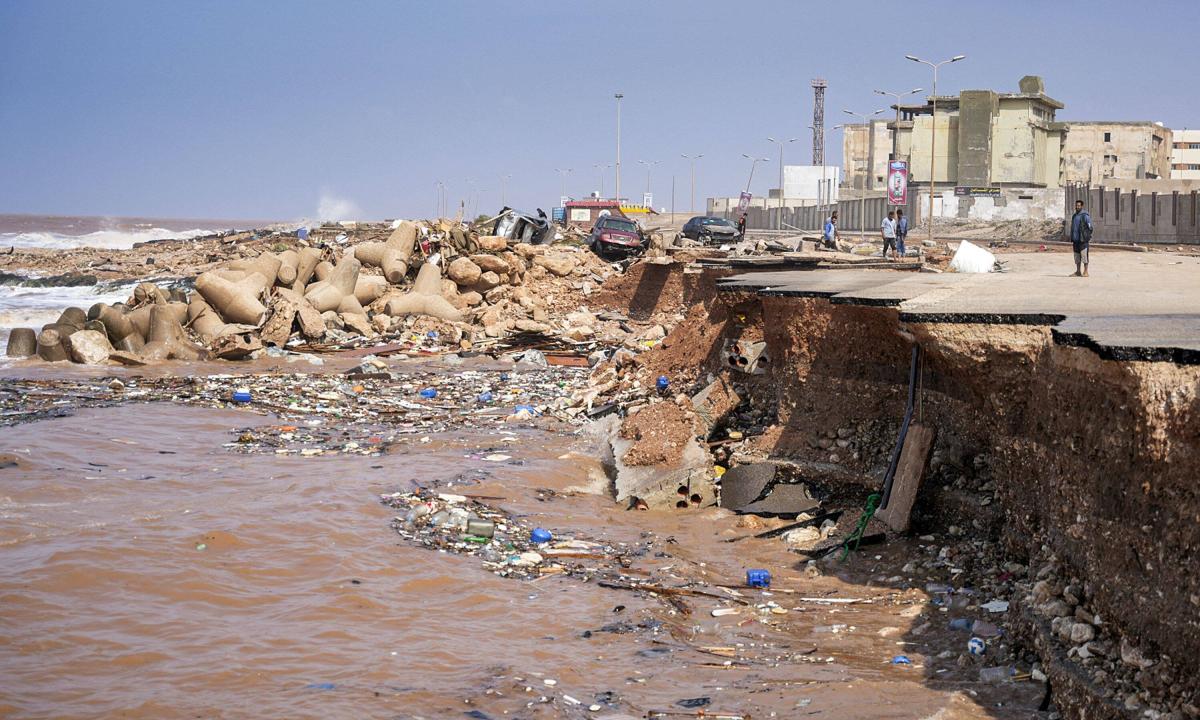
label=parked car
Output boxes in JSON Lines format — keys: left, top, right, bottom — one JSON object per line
{"left": 681, "top": 215, "right": 741, "bottom": 244}
{"left": 587, "top": 215, "right": 645, "bottom": 257}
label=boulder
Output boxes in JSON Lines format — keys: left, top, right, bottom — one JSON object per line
{"left": 470, "top": 254, "right": 510, "bottom": 274}
{"left": 476, "top": 235, "right": 508, "bottom": 252}
{"left": 534, "top": 254, "right": 576, "bottom": 277}
{"left": 474, "top": 271, "right": 501, "bottom": 291}
{"left": 447, "top": 257, "right": 482, "bottom": 286}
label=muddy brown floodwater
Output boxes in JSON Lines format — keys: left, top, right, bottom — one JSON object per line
{"left": 0, "top": 399, "right": 1042, "bottom": 719}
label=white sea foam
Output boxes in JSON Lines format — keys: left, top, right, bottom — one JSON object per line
{"left": 0, "top": 227, "right": 215, "bottom": 251}
{"left": 0, "top": 283, "right": 135, "bottom": 351}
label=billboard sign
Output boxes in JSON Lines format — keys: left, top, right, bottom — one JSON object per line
{"left": 642, "top": 192, "right": 653, "bottom": 208}
{"left": 887, "top": 160, "right": 909, "bottom": 205}
{"left": 737, "top": 191, "right": 752, "bottom": 213}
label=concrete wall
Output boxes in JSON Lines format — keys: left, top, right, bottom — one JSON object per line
{"left": 909, "top": 113, "right": 959, "bottom": 186}
{"left": 715, "top": 193, "right": 917, "bottom": 233}
{"left": 1066, "top": 182, "right": 1200, "bottom": 244}
{"left": 957, "top": 91, "right": 997, "bottom": 187}
{"left": 1063, "top": 123, "right": 1174, "bottom": 183}
{"left": 918, "top": 187, "right": 1065, "bottom": 221}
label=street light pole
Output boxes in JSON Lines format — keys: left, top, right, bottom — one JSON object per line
{"left": 554, "top": 168, "right": 573, "bottom": 203}
{"left": 614, "top": 93, "right": 624, "bottom": 201}
{"left": 905, "top": 53, "right": 966, "bottom": 249}
{"left": 593, "top": 163, "right": 610, "bottom": 199}
{"left": 842, "top": 109, "right": 886, "bottom": 240}
{"left": 681, "top": 153, "right": 703, "bottom": 214}
{"left": 637, "top": 159, "right": 662, "bottom": 199}
{"left": 499, "top": 174, "right": 512, "bottom": 206}
{"left": 767, "top": 137, "right": 799, "bottom": 229}
{"left": 741, "top": 154, "right": 769, "bottom": 193}
{"left": 874, "top": 87, "right": 924, "bottom": 161}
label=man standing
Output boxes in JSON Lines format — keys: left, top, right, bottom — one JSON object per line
{"left": 736, "top": 213, "right": 747, "bottom": 239}
{"left": 881, "top": 210, "right": 898, "bottom": 260}
{"left": 895, "top": 209, "right": 909, "bottom": 258}
{"left": 823, "top": 211, "right": 841, "bottom": 249}
{"left": 1070, "top": 199, "right": 1093, "bottom": 277}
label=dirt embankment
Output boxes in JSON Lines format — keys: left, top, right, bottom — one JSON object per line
{"left": 639, "top": 273, "right": 1199, "bottom": 719}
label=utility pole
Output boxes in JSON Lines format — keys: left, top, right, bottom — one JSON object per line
{"left": 499, "top": 174, "right": 512, "bottom": 206}
{"left": 614, "top": 93, "right": 624, "bottom": 201}
{"left": 842, "top": 109, "right": 886, "bottom": 240}
{"left": 874, "top": 87, "right": 924, "bottom": 161}
{"left": 554, "top": 168, "right": 572, "bottom": 203}
{"left": 811, "top": 78, "right": 827, "bottom": 167}
{"left": 905, "top": 53, "right": 966, "bottom": 249}
{"left": 681, "top": 153, "right": 703, "bottom": 214}
{"left": 767, "top": 137, "right": 799, "bottom": 230}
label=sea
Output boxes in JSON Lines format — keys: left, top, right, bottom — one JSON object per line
{"left": 0, "top": 214, "right": 273, "bottom": 348}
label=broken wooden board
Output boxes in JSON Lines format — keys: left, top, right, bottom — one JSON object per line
{"left": 874, "top": 422, "right": 937, "bottom": 533}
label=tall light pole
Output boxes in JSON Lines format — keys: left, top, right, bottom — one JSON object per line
{"left": 593, "top": 163, "right": 610, "bottom": 199}
{"left": 614, "top": 93, "right": 624, "bottom": 201}
{"left": 554, "top": 168, "right": 573, "bottom": 203}
{"left": 843, "top": 109, "right": 886, "bottom": 240}
{"left": 741, "top": 154, "right": 769, "bottom": 193}
{"left": 681, "top": 153, "right": 703, "bottom": 214}
{"left": 636, "top": 159, "right": 661, "bottom": 199}
{"left": 905, "top": 53, "right": 966, "bottom": 248}
{"left": 499, "top": 174, "right": 512, "bottom": 206}
{"left": 809, "top": 124, "right": 829, "bottom": 226}
{"left": 436, "top": 180, "right": 446, "bottom": 218}
{"left": 767, "top": 137, "right": 799, "bottom": 229}
{"left": 874, "top": 87, "right": 924, "bottom": 161}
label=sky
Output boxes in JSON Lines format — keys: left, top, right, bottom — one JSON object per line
{"left": 2, "top": 0, "right": 1197, "bottom": 222}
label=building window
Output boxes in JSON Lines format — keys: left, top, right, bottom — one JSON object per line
{"left": 1192, "top": 143, "right": 1200, "bottom": 149}
{"left": 1104, "top": 154, "right": 1119, "bottom": 164}
{"left": 1103, "top": 132, "right": 1111, "bottom": 142}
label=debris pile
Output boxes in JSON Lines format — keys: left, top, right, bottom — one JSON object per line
{"left": 3, "top": 218, "right": 619, "bottom": 365}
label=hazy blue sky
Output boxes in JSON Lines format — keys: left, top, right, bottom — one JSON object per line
{"left": 2, "top": 0, "right": 1196, "bottom": 221}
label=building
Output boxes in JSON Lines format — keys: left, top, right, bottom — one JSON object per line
{"left": 841, "top": 122, "right": 890, "bottom": 190}
{"left": 562, "top": 199, "right": 656, "bottom": 229}
{"left": 1062, "top": 122, "right": 1172, "bottom": 182}
{"left": 1172, "top": 129, "right": 1200, "bottom": 180}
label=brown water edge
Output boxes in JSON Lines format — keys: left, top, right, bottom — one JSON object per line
{"left": 0, "top": 402, "right": 1042, "bottom": 719}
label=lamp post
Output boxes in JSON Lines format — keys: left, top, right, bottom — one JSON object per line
{"left": 741, "top": 154, "right": 769, "bottom": 193}
{"left": 842, "top": 109, "right": 886, "bottom": 240}
{"left": 905, "top": 53, "right": 966, "bottom": 249}
{"left": 614, "top": 93, "right": 624, "bottom": 201}
{"left": 499, "top": 174, "right": 512, "bottom": 206}
{"left": 681, "top": 153, "right": 703, "bottom": 214}
{"left": 873, "top": 87, "right": 924, "bottom": 161}
{"left": 593, "top": 163, "right": 610, "bottom": 199}
{"left": 637, "top": 159, "right": 662, "bottom": 196}
{"left": 767, "top": 137, "right": 799, "bottom": 229}
{"left": 809, "top": 124, "right": 829, "bottom": 226}
{"left": 554, "top": 168, "right": 573, "bottom": 203}
{"left": 435, "top": 180, "right": 445, "bottom": 218}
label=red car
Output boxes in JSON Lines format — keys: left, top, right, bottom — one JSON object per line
{"left": 587, "top": 215, "right": 644, "bottom": 258}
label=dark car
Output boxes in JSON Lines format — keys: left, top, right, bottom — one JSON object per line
{"left": 587, "top": 215, "right": 644, "bottom": 257}
{"left": 681, "top": 216, "right": 741, "bottom": 244}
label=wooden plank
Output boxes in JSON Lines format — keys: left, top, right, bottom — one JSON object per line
{"left": 874, "top": 422, "right": 936, "bottom": 533}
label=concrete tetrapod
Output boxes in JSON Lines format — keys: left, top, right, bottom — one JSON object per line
{"left": 36, "top": 328, "right": 70, "bottom": 362}
{"left": 187, "top": 297, "right": 230, "bottom": 343}
{"left": 276, "top": 250, "right": 299, "bottom": 287}
{"left": 194, "top": 271, "right": 269, "bottom": 326}
{"left": 304, "top": 256, "right": 361, "bottom": 313}
{"left": 141, "top": 305, "right": 204, "bottom": 361}
{"left": 6, "top": 328, "right": 37, "bottom": 357}
{"left": 292, "top": 247, "right": 322, "bottom": 290}
{"left": 56, "top": 307, "right": 88, "bottom": 330}
{"left": 384, "top": 261, "right": 463, "bottom": 322}
{"left": 228, "top": 252, "right": 282, "bottom": 289}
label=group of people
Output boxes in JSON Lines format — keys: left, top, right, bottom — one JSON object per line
{"left": 819, "top": 199, "right": 1095, "bottom": 276}
{"left": 821, "top": 208, "right": 910, "bottom": 260}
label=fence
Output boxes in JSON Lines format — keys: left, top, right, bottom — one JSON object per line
{"left": 716, "top": 194, "right": 917, "bottom": 234}
{"left": 1065, "top": 183, "right": 1200, "bottom": 245}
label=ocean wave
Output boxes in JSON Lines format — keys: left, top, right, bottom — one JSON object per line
{"left": 0, "top": 227, "right": 217, "bottom": 251}
{"left": 0, "top": 283, "right": 136, "bottom": 346}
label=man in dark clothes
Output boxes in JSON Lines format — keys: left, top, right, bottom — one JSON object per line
{"left": 736, "top": 213, "right": 747, "bottom": 238}
{"left": 1070, "top": 199, "right": 1094, "bottom": 277}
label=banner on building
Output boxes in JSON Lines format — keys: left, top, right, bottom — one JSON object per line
{"left": 737, "top": 191, "right": 752, "bottom": 214}
{"left": 954, "top": 186, "right": 1002, "bottom": 197}
{"left": 887, "top": 161, "right": 909, "bottom": 205}
{"left": 551, "top": 207, "right": 566, "bottom": 223}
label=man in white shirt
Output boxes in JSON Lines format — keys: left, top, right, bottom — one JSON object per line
{"left": 881, "top": 210, "right": 898, "bottom": 260}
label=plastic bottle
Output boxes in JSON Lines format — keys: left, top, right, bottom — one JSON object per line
{"left": 979, "top": 666, "right": 1013, "bottom": 683}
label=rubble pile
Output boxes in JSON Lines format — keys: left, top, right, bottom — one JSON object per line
{"left": 2, "top": 218, "right": 623, "bottom": 365}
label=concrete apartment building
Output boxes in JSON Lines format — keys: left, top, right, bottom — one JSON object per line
{"left": 844, "top": 77, "right": 1071, "bottom": 191}
{"left": 1172, "top": 129, "right": 1200, "bottom": 179}
{"left": 1062, "top": 121, "right": 1172, "bottom": 182}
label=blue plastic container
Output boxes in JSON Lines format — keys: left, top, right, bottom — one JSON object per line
{"left": 231, "top": 389, "right": 252, "bottom": 404}
{"left": 530, "top": 528, "right": 552, "bottom": 544}
{"left": 746, "top": 569, "right": 771, "bottom": 588}
{"left": 514, "top": 404, "right": 537, "bottom": 415}
{"left": 656, "top": 375, "right": 669, "bottom": 391}
{"left": 478, "top": 391, "right": 493, "bottom": 403}
{"left": 419, "top": 388, "right": 437, "bottom": 399}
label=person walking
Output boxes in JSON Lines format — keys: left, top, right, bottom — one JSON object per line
{"left": 881, "top": 210, "right": 898, "bottom": 260}
{"left": 1070, "top": 199, "right": 1093, "bottom": 277}
{"left": 895, "top": 208, "right": 909, "bottom": 258}
{"left": 822, "top": 211, "right": 841, "bottom": 249}
{"left": 736, "top": 213, "right": 747, "bottom": 239}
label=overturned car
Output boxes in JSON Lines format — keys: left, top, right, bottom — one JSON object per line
{"left": 490, "top": 207, "right": 552, "bottom": 244}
